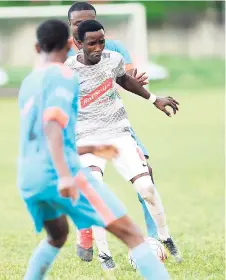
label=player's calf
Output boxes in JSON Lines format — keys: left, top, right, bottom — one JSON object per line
{"left": 133, "top": 175, "right": 182, "bottom": 262}
{"left": 24, "top": 216, "right": 69, "bottom": 280}
{"left": 106, "top": 215, "right": 169, "bottom": 279}
{"left": 132, "top": 175, "right": 170, "bottom": 240}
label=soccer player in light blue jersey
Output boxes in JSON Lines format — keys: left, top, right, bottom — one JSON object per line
{"left": 17, "top": 19, "right": 170, "bottom": 280}
{"left": 66, "top": 2, "right": 182, "bottom": 268}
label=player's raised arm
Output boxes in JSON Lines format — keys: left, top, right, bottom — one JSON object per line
{"left": 116, "top": 59, "right": 179, "bottom": 117}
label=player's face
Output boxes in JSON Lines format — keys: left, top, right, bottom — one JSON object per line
{"left": 82, "top": 30, "right": 105, "bottom": 64}
{"left": 68, "top": 10, "right": 96, "bottom": 40}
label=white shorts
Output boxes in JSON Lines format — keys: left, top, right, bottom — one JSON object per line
{"left": 77, "top": 135, "right": 149, "bottom": 181}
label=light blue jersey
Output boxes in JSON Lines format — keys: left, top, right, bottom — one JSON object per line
{"left": 18, "top": 64, "right": 80, "bottom": 199}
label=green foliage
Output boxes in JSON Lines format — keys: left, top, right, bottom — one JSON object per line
{"left": 112, "top": 1, "right": 210, "bottom": 22}
{"left": 0, "top": 1, "right": 210, "bottom": 22}
{"left": 150, "top": 56, "right": 225, "bottom": 91}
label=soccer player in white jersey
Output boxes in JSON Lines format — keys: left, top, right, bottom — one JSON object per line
{"left": 66, "top": 19, "right": 182, "bottom": 269}
{"left": 66, "top": 2, "right": 182, "bottom": 270}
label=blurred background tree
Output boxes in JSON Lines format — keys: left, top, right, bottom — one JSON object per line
{"left": 0, "top": 1, "right": 224, "bottom": 26}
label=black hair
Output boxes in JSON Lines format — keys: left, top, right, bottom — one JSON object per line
{"left": 77, "top": 20, "right": 104, "bottom": 41}
{"left": 68, "top": 2, "right": 96, "bottom": 20}
{"left": 36, "top": 19, "right": 69, "bottom": 53}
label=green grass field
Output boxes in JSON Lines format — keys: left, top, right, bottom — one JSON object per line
{"left": 0, "top": 57, "right": 224, "bottom": 279}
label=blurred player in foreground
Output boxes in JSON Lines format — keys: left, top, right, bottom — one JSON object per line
{"left": 67, "top": 2, "right": 182, "bottom": 267}
{"left": 17, "top": 19, "right": 170, "bottom": 280}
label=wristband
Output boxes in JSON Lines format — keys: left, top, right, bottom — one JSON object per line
{"left": 58, "top": 177, "right": 74, "bottom": 190}
{"left": 148, "top": 93, "right": 157, "bottom": 104}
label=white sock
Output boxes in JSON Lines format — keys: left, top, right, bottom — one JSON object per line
{"left": 90, "top": 171, "right": 112, "bottom": 261}
{"left": 92, "top": 226, "right": 112, "bottom": 261}
{"left": 133, "top": 176, "right": 170, "bottom": 241}
{"left": 145, "top": 189, "right": 170, "bottom": 241}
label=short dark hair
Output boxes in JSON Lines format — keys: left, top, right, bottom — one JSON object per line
{"left": 77, "top": 20, "right": 104, "bottom": 41}
{"left": 68, "top": 2, "right": 96, "bottom": 20}
{"left": 36, "top": 19, "right": 69, "bottom": 53}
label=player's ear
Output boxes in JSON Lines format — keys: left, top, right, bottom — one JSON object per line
{"left": 66, "top": 40, "right": 72, "bottom": 52}
{"left": 68, "top": 20, "right": 71, "bottom": 26}
{"left": 77, "top": 40, "right": 82, "bottom": 48}
{"left": 35, "top": 42, "right": 41, "bottom": 54}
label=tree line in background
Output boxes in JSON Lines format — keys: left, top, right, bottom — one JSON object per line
{"left": 0, "top": 1, "right": 224, "bottom": 24}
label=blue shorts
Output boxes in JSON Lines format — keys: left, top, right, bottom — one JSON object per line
{"left": 23, "top": 169, "right": 126, "bottom": 233}
{"left": 130, "top": 128, "right": 149, "bottom": 159}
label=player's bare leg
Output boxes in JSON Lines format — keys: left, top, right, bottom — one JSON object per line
{"left": 77, "top": 166, "right": 116, "bottom": 269}
{"left": 92, "top": 225, "right": 116, "bottom": 270}
{"left": 132, "top": 171, "right": 182, "bottom": 263}
{"left": 106, "top": 215, "right": 169, "bottom": 279}
{"left": 24, "top": 216, "right": 69, "bottom": 279}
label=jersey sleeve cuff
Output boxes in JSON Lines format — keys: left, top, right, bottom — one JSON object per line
{"left": 43, "top": 107, "right": 69, "bottom": 128}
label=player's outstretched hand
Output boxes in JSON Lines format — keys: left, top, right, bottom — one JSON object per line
{"left": 154, "top": 96, "right": 179, "bottom": 117}
{"left": 132, "top": 68, "right": 149, "bottom": 86}
{"left": 92, "top": 145, "right": 119, "bottom": 160}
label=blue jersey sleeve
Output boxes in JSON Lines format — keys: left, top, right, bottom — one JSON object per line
{"left": 106, "top": 39, "right": 133, "bottom": 66}
{"left": 43, "top": 66, "right": 79, "bottom": 128}
{"left": 67, "top": 47, "right": 77, "bottom": 57}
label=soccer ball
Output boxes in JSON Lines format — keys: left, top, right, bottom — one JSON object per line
{"left": 128, "top": 237, "right": 167, "bottom": 270}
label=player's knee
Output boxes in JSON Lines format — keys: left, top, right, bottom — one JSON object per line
{"left": 45, "top": 218, "right": 69, "bottom": 248}
{"left": 107, "top": 217, "right": 144, "bottom": 247}
{"left": 133, "top": 176, "right": 155, "bottom": 204}
{"left": 48, "top": 230, "right": 68, "bottom": 248}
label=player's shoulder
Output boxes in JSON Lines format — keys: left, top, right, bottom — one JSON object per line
{"left": 18, "top": 70, "right": 39, "bottom": 106}
{"left": 45, "top": 63, "right": 75, "bottom": 80}
{"left": 65, "top": 55, "right": 78, "bottom": 68}
{"left": 45, "top": 64, "right": 78, "bottom": 103}
{"left": 105, "top": 38, "right": 124, "bottom": 50}
{"left": 19, "top": 70, "right": 38, "bottom": 94}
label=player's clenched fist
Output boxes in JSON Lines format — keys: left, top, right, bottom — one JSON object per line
{"left": 58, "top": 177, "right": 79, "bottom": 202}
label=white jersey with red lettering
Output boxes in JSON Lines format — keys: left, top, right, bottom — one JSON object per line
{"left": 65, "top": 50, "right": 131, "bottom": 142}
